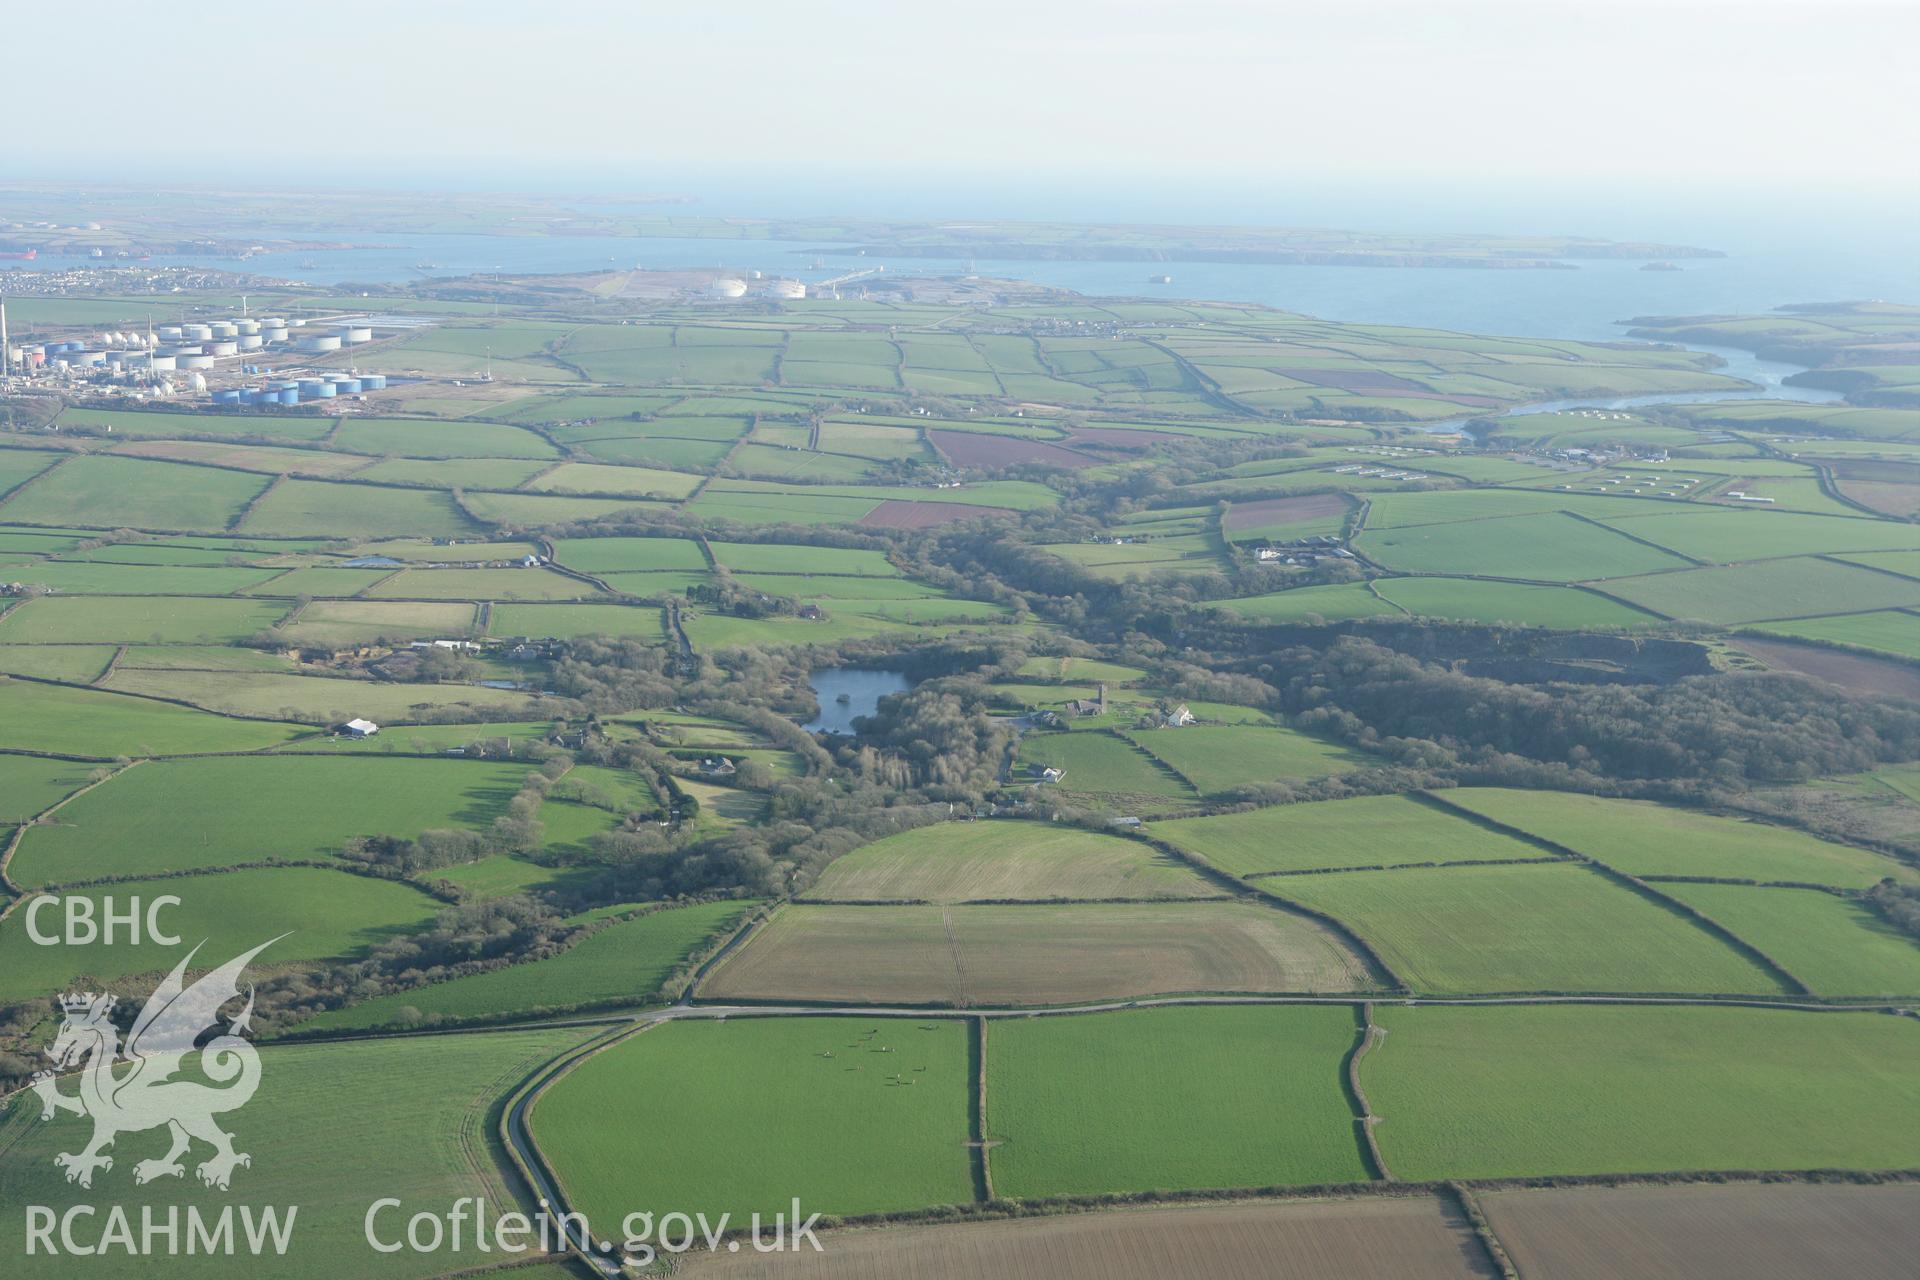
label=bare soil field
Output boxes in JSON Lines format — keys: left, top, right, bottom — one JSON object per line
{"left": 682, "top": 1196, "right": 1497, "bottom": 1279}
{"left": 929, "top": 429, "right": 1101, "bottom": 469}
{"left": 696, "top": 901, "right": 1371, "bottom": 1005}
{"left": 1480, "top": 1182, "right": 1920, "bottom": 1280}
{"left": 1226, "top": 492, "right": 1353, "bottom": 531}
{"left": 1733, "top": 635, "right": 1920, "bottom": 699}
{"left": 858, "top": 498, "right": 1016, "bottom": 528}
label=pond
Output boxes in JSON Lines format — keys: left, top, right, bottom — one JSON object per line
{"left": 798, "top": 667, "right": 912, "bottom": 735}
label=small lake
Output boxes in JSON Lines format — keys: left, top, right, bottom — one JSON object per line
{"left": 799, "top": 667, "right": 911, "bottom": 735}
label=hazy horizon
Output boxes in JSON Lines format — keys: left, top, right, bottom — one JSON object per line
{"left": 11, "top": 1, "right": 1917, "bottom": 202}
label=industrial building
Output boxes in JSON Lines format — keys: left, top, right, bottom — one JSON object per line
{"left": 1, "top": 301, "right": 404, "bottom": 407}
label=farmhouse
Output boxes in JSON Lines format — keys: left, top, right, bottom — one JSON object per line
{"left": 1163, "top": 704, "right": 1196, "bottom": 727}
{"left": 699, "top": 756, "right": 738, "bottom": 778}
{"left": 1031, "top": 764, "right": 1066, "bottom": 783}
{"left": 341, "top": 718, "right": 380, "bottom": 738}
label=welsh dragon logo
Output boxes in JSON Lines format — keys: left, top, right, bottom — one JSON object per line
{"left": 28, "top": 938, "right": 280, "bottom": 1191}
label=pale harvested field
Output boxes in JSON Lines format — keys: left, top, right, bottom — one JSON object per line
{"left": 682, "top": 1196, "right": 1496, "bottom": 1279}
{"left": 1481, "top": 1182, "right": 1920, "bottom": 1280}
{"left": 803, "top": 820, "right": 1219, "bottom": 903}
{"left": 696, "top": 901, "right": 1370, "bottom": 1005}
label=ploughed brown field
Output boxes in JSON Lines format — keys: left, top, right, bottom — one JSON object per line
{"left": 682, "top": 1195, "right": 1498, "bottom": 1279}
{"left": 695, "top": 902, "right": 1372, "bottom": 1005}
{"left": 1734, "top": 635, "right": 1920, "bottom": 700}
{"left": 858, "top": 498, "right": 1017, "bottom": 528}
{"left": 1225, "top": 492, "right": 1353, "bottom": 531}
{"left": 928, "top": 429, "right": 1101, "bottom": 469}
{"left": 1480, "top": 1182, "right": 1920, "bottom": 1280}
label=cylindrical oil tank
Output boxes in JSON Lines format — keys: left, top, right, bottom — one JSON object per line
{"left": 262, "top": 327, "right": 289, "bottom": 343}
{"left": 277, "top": 388, "right": 300, "bottom": 405}
{"left": 157, "top": 325, "right": 183, "bottom": 341}
{"left": 770, "top": 279, "right": 807, "bottom": 300}
{"left": 709, "top": 277, "right": 748, "bottom": 298}
{"left": 360, "top": 373, "right": 388, "bottom": 390}
{"left": 339, "top": 326, "right": 373, "bottom": 344}
{"left": 164, "top": 344, "right": 202, "bottom": 357}
{"left": 145, "top": 355, "right": 177, "bottom": 372}
{"left": 209, "top": 322, "right": 238, "bottom": 339}
{"left": 296, "top": 334, "right": 342, "bottom": 353}
{"left": 235, "top": 320, "right": 260, "bottom": 336}
{"left": 69, "top": 351, "right": 106, "bottom": 366}
{"left": 179, "top": 354, "right": 214, "bottom": 370}
{"left": 238, "top": 335, "right": 264, "bottom": 350}
{"left": 333, "top": 378, "right": 362, "bottom": 394}
{"left": 257, "top": 317, "right": 285, "bottom": 329}
{"left": 300, "top": 379, "right": 336, "bottom": 398}
{"left": 211, "top": 389, "right": 242, "bottom": 405}
{"left": 182, "top": 324, "right": 213, "bottom": 341}
{"left": 209, "top": 340, "right": 239, "bottom": 356}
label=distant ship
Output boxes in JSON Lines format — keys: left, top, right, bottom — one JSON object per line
{"left": 0, "top": 249, "right": 37, "bottom": 260}
{"left": 413, "top": 262, "right": 440, "bottom": 270}
{"left": 1148, "top": 273, "right": 1173, "bottom": 284}
{"left": 1640, "top": 261, "right": 1682, "bottom": 272}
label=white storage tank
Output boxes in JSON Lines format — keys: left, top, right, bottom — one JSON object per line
{"left": 263, "top": 328, "right": 289, "bottom": 343}
{"left": 339, "top": 326, "right": 374, "bottom": 344}
{"left": 145, "top": 354, "right": 178, "bottom": 372}
{"left": 209, "top": 322, "right": 238, "bottom": 339}
{"left": 235, "top": 320, "right": 260, "bottom": 336}
{"left": 296, "top": 334, "right": 343, "bottom": 353}
{"left": 182, "top": 324, "right": 213, "bottom": 341}
{"left": 770, "top": 279, "right": 807, "bottom": 300}
{"left": 209, "top": 340, "right": 239, "bottom": 356}
{"left": 709, "top": 277, "right": 748, "bottom": 298}
{"left": 157, "top": 325, "right": 183, "bottom": 341}
{"left": 179, "top": 354, "right": 215, "bottom": 369}
{"left": 238, "top": 334, "right": 265, "bottom": 350}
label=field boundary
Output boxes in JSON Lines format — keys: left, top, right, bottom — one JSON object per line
{"left": 0, "top": 756, "right": 138, "bottom": 898}
{"left": 1443, "top": 1181, "right": 1522, "bottom": 1280}
{"left": 1123, "top": 829, "right": 1407, "bottom": 991}
{"left": 1416, "top": 790, "right": 1816, "bottom": 996}
{"left": 1344, "top": 1001, "right": 1394, "bottom": 1182}
{"left": 970, "top": 1016, "right": 994, "bottom": 1202}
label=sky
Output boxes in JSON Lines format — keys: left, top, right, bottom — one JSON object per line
{"left": 11, "top": 0, "right": 1917, "bottom": 203}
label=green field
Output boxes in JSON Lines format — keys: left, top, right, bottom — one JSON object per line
{"left": 10, "top": 756, "right": 531, "bottom": 884}
{"left": 0, "top": 756, "right": 95, "bottom": 823}
{"left": 240, "top": 480, "right": 480, "bottom": 538}
{"left": 1363, "top": 1005, "right": 1920, "bottom": 1179}
{"left": 549, "top": 535, "right": 708, "bottom": 574}
{"left": 329, "top": 416, "right": 557, "bottom": 459}
{"left": 1658, "top": 884, "right": 1920, "bottom": 996}
{"left": 1355, "top": 511, "right": 1691, "bottom": 582}
{"left": 0, "top": 594, "right": 287, "bottom": 643}
{"left": 1274, "top": 862, "right": 1781, "bottom": 994}
{"left": 0, "top": 678, "right": 304, "bottom": 755}
{"left": 0, "top": 867, "right": 444, "bottom": 1001}
{"left": 1124, "top": 724, "right": 1368, "bottom": 792}
{"left": 1443, "top": 788, "right": 1913, "bottom": 888}
{"left": 1016, "top": 731, "right": 1195, "bottom": 803}
{"left": 1749, "top": 608, "right": 1920, "bottom": 659}
{"left": 533, "top": 1017, "right": 975, "bottom": 1223}
{"left": 300, "top": 900, "right": 754, "bottom": 1031}
{"left": 1371, "top": 578, "right": 1661, "bottom": 628}
{"left": 1215, "top": 582, "right": 1403, "bottom": 624}
{"left": 804, "top": 820, "right": 1217, "bottom": 901}
{"left": 0, "top": 1028, "right": 593, "bottom": 1280}
{"left": 988, "top": 1005, "right": 1371, "bottom": 1197}
{"left": 1154, "top": 793, "right": 1549, "bottom": 877}
{"left": 488, "top": 602, "right": 666, "bottom": 641}
{"left": 1605, "top": 557, "right": 1920, "bottom": 624}
{"left": 99, "top": 668, "right": 539, "bottom": 723}
{"left": 0, "top": 455, "right": 269, "bottom": 531}
{"left": 277, "top": 599, "right": 478, "bottom": 646}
